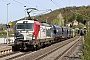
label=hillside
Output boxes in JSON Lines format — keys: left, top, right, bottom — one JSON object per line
{"left": 7, "top": 5, "right": 90, "bottom": 27}
{"left": 0, "top": 5, "right": 90, "bottom": 34}
{"left": 33, "top": 6, "right": 90, "bottom": 24}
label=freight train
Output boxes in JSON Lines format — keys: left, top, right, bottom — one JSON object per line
{"left": 12, "top": 19, "right": 76, "bottom": 51}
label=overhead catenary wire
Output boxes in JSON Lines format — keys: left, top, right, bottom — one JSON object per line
{"left": 21, "top": 0, "right": 39, "bottom": 12}
{"left": 12, "top": 0, "right": 90, "bottom": 21}
{"left": 21, "top": 0, "right": 38, "bottom": 8}
{"left": 29, "top": 9, "right": 52, "bottom": 16}
{"left": 52, "top": 0, "right": 62, "bottom": 7}
{"left": 13, "top": 0, "right": 30, "bottom": 7}
{"left": 14, "top": 0, "right": 53, "bottom": 13}
{"left": 51, "top": 0, "right": 60, "bottom": 8}
{"left": 0, "top": 0, "right": 28, "bottom": 8}
{"left": 16, "top": 0, "right": 51, "bottom": 12}
{"left": 13, "top": 0, "right": 37, "bottom": 16}
{"left": 35, "top": 0, "right": 47, "bottom": 9}
{"left": 13, "top": 0, "right": 50, "bottom": 10}
{"left": 38, "top": 9, "right": 52, "bottom": 14}
{"left": 13, "top": 0, "right": 25, "bottom": 6}
{"left": 51, "top": 0, "right": 89, "bottom": 19}
{"left": 13, "top": 0, "right": 51, "bottom": 15}
{"left": 0, "top": 0, "right": 73, "bottom": 23}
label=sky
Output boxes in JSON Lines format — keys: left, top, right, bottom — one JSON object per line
{"left": 0, "top": 0, "right": 90, "bottom": 24}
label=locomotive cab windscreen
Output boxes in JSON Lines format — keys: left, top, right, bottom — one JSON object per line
{"left": 16, "top": 22, "right": 33, "bottom": 31}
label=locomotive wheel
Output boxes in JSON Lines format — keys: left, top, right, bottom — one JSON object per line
{"left": 12, "top": 46, "right": 19, "bottom": 51}
{"left": 20, "top": 49, "right": 25, "bottom": 52}
{"left": 36, "top": 45, "right": 40, "bottom": 50}
{"left": 32, "top": 45, "right": 40, "bottom": 51}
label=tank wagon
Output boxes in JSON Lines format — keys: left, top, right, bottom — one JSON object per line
{"left": 61, "top": 26, "right": 68, "bottom": 39}
{"left": 71, "top": 29, "right": 76, "bottom": 37}
{"left": 67, "top": 28, "right": 72, "bottom": 38}
{"left": 52, "top": 25, "right": 62, "bottom": 41}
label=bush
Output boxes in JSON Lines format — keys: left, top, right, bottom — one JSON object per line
{"left": 82, "top": 29, "right": 90, "bottom": 60}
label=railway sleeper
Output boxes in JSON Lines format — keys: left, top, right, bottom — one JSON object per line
{"left": 0, "top": 49, "right": 12, "bottom": 55}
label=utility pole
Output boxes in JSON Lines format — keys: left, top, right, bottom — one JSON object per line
{"left": 24, "top": 6, "right": 26, "bottom": 20}
{"left": 7, "top": 2, "right": 10, "bottom": 44}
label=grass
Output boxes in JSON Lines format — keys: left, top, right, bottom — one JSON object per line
{"left": 81, "top": 29, "right": 90, "bottom": 60}
{"left": 0, "top": 31, "right": 14, "bottom": 38}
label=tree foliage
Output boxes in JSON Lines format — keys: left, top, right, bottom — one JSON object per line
{"left": 51, "top": 18, "right": 60, "bottom": 25}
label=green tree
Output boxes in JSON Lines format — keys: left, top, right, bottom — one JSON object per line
{"left": 76, "top": 15, "right": 83, "bottom": 23}
{"left": 68, "top": 14, "right": 76, "bottom": 22}
{"left": 51, "top": 18, "right": 60, "bottom": 25}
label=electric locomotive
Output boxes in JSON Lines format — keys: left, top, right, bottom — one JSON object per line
{"left": 12, "top": 20, "right": 54, "bottom": 51}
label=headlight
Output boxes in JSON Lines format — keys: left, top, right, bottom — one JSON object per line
{"left": 32, "top": 35, "right": 36, "bottom": 40}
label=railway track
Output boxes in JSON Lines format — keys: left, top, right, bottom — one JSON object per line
{"left": 0, "top": 51, "right": 19, "bottom": 58}
{"left": 0, "top": 51, "right": 32, "bottom": 60}
{"left": 35, "top": 36, "right": 81, "bottom": 60}
{"left": 0, "top": 46, "right": 32, "bottom": 60}
{"left": 11, "top": 36, "right": 81, "bottom": 60}
{"left": 0, "top": 36, "right": 82, "bottom": 60}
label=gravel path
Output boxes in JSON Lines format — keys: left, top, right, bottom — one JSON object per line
{"left": 62, "top": 36, "right": 84, "bottom": 60}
